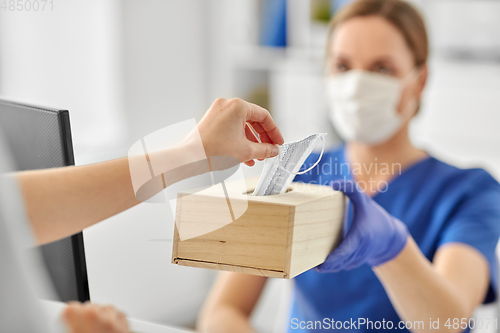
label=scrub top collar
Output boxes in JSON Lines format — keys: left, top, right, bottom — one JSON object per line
{"left": 339, "top": 144, "right": 433, "bottom": 199}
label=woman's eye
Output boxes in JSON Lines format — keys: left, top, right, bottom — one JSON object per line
{"left": 335, "top": 63, "right": 349, "bottom": 72}
{"left": 373, "top": 65, "right": 394, "bottom": 75}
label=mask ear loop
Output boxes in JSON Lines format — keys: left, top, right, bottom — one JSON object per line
{"left": 277, "top": 135, "right": 326, "bottom": 175}
{"left": 400, "top": 67, "right": 425, "bottom": 121}
{"left": 402, "top": 66, "right": 424, "bottom": 87}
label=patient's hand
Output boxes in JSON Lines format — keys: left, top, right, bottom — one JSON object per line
{"left": 195, "top": 98, "right": 283, "bottom": 166}
{"left": 62, "top": 302, "right": 130, "bottom": 333}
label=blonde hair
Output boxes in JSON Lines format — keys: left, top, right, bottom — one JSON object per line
{"left": 327, "top": 0, "right": 429, "bottom": 67}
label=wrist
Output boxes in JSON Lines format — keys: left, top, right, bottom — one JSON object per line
{"left": 368, "top": 217, "right": 409, "bottom": 267}
{"left": 372, "top": 236, "right": 417, "bottom": 276}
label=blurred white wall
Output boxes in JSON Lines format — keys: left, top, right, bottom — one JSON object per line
{"left": 120, "top": 0, "right": 210, "bottom": 145}
{"left": 0, "top": 0, "right": 126, "bottom": 164}
{"left": 411, "top": 58, "right": 500, "bottom": 179}
{"left": 412, "top": 1, "right": 500, "bottom": 182}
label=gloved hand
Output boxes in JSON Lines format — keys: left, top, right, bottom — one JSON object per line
{"left": 315, "top": 180, "right": 409, "bottom": 272}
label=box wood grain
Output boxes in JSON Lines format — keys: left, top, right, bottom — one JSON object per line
{"left": 172, "top": 177, "right": 344, "bottom": 279}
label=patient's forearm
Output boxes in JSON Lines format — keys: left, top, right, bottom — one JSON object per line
{"left": 17, "top": 156, "right": 139, "bottom": 245}
{"left": 14, "top": 98, "right": 283, "bottom": 245}
{"left": 17, "top": 142, "right": 207, "bottom": 245}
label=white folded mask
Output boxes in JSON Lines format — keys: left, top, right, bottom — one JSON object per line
{"left": 326, "top": 69, "right": 418, "bottom": 145}
{"left": 252, "top": 133, "right": 326, "bottom": 196}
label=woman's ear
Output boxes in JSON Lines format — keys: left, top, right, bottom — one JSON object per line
{"left": 416, "top": 64, "right": 428, "bottom": 99}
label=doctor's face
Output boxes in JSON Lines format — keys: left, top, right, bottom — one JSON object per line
{"left": 327, "top": 15, "right": 426, "bottom": 115}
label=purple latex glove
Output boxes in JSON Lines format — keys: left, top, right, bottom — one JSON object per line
{"left": 315, "top": 180, "right": 409, "bottom": 272}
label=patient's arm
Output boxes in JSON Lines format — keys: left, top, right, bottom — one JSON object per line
{"left": 197, "top": 272, "right": 267, "bottom": 333}
{"left": 14, "top": 98, "right": 282, "bottom": 245}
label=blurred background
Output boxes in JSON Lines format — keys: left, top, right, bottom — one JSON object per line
{"left": 0, "top": 0, "right": 499, "bottom": 332}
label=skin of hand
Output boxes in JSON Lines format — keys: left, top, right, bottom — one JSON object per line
{"left": 15, "top": 98, "right": 283, "bottom": 245}
{"left": 61, "top": 302, "right": 129, "bottom": 333}
{"left": 193, "top": 97, "right": 284, "bottom": 166}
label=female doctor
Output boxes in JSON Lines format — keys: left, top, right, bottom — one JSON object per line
{"left": 197, "top": 1, "right": 500, "bottom": 332}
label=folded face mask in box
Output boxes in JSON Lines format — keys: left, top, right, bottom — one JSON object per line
{"left": 252, "top": 133, "right": 326, "bottom": 196}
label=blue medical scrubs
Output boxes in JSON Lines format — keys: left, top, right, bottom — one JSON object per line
{"left": 289, "top": 145, "right": 500, "bottom": 333}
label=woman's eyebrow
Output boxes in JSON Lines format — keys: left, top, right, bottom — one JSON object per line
{"left": 330, "top": 52, "right": 353, "bottom": 62}
{"left": 368, "top": 55, "right": 398, "bottom": 65}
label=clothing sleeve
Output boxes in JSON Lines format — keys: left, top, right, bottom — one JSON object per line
{"left": 437, "top": 170, "right": 500, "bottom": 303}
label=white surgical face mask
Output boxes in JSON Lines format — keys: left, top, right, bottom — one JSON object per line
{"left": 326, "top": 69, "right": 418, "bottom": 145}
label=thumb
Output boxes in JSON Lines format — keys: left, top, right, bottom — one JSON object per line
{"left": 248, "top": 142, "right": 279, "bottom": 160}
{"left": 314, "top": 225, "right": 361, "bottom": 272}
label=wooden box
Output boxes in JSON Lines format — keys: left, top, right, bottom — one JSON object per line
{"left": 171, "top": 177, "right": 344, "bottom": 279}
